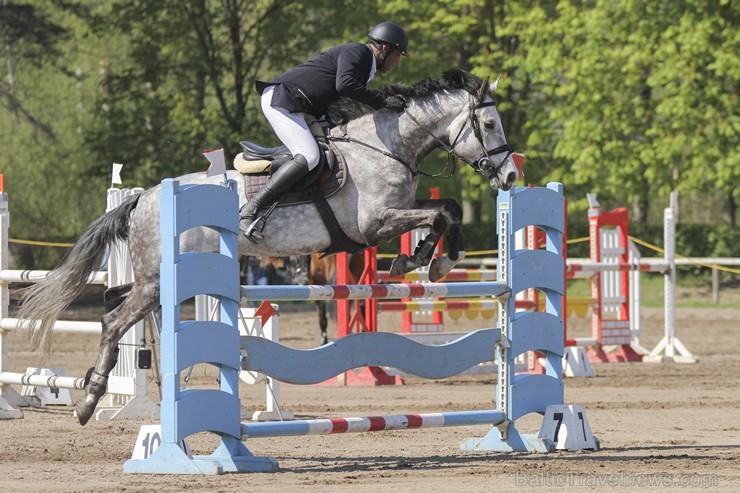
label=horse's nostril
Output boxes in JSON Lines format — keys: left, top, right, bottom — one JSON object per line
{"left": 506, "top": 171, "right": 516, "bottom": 185}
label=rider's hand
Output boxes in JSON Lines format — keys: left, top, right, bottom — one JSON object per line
{"left": 383, "top": 95, "right": 407, "bottom": 113}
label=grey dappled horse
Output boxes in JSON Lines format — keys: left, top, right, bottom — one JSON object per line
{"left": 17, "top": 69, "right": 518, "bottom": 425}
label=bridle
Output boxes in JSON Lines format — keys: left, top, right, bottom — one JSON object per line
{"left": 328, "top": 77, "right": 513, "bottom": 180}
{"left": 405, "top": 76, "right": 513, "bottom": 180}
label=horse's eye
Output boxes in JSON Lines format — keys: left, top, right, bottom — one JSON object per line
{"left": 484, "top": 121, "right": 495, "bottom": 130}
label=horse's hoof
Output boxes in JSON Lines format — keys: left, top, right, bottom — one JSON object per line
{"left": 74, "top": 397, "right": 97, "bottom": 426}
{"left": 389, "top": 254, "right": 411, "bottom": 277}
{"left": 428, "top": 259, "right": 444, "bottom": 282}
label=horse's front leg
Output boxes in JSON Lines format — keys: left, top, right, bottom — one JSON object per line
{"left": 75, "top": 285, "right": 158, "bottom": 426}
{"left": 371, "top": 207, "right": 450, "bottom": 280}
{"left": 415, "top": 198, "right": 465, "bottom": 281}
{"left": 424, "top": 222, "right": 465, "bottom": 281}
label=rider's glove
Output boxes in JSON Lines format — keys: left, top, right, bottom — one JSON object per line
{"left": 383, "top": 95, "right": 407, "bottom": 112}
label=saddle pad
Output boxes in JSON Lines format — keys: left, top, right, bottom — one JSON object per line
{"left": 233, "top": 154, "right": 271, "bottom": 174}
{"left": 240, "top": 140, "right": 348, "bottom": 206}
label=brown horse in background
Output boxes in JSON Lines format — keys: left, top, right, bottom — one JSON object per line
{"left": 252, "top": 253, "right": 364, "bottom": 345}
{"left": 305, "top": 253, "right": 365, "bottom": 345}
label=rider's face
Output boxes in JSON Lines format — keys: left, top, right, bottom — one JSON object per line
{"left": 380, "top": 47, "right": 402, "bottom": 74}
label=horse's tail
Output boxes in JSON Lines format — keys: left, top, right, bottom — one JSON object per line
{"left": 16, "top": 194, "right": 141, "bottom": 353}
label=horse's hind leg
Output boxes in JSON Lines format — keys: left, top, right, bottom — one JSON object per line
{"left": 78, "top": 283, "right": 135, "bottom": 408}
{"left": 75, "top": 284, "right": 159, "bottom": 426}
{"left": 317, "top": 300, "right": 329, "bottom": 345}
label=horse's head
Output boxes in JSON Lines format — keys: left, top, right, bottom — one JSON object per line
{"left": 444, "top": 71, "right": 518, "bottom": 191}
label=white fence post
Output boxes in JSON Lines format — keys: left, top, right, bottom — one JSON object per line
{"left": 0, "top": 187, "right": 23, "bottom": 418}
{"left": 644, "top": 193, "right": 696, "bottom": 363}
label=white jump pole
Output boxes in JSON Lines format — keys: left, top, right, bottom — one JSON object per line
{"left": 0, "top": 371, "right": 85, "bottom": 390}
{"left": 195, "top": 296, "right": 293, "bottom": 421}
{"left": 628, "top": 239, "right": 650, "bottom": 355}
{"left": 242, "top": 306, "right": 294, "bottom": 422}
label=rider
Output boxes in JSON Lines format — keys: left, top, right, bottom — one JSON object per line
{"left": 240, "top": 21, "right": 409, "bottom": 241}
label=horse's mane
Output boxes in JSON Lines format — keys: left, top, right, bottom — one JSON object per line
{"left": 326, "top": 68, "right": 483, "bottom": 124}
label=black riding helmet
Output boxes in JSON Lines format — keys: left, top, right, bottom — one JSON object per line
{"left": 368, "top": 22, "right": 409, "bottom": 56}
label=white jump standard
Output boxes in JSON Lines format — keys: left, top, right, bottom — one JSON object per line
{"left": 0, "top": 185, "right": 158, "bottom": 420}
{"left": 124, "top": 179, "right": 598, "bottom": 475}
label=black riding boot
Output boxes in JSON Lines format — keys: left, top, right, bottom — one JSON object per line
{"left": 240, "top": 154, "right": 310, "bottom": 242}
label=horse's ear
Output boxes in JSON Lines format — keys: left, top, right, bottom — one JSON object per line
{"left": 443, "top": 69, "right": 466, "bottom": 88}
{"left": 476, "top": 76, "right": 490, "bottom": 101}
{"left": 491, "top": 75, "right": 502, "bottom": 94}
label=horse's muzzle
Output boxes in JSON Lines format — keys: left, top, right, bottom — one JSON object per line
{"left": 502, "top": 169, "right": 517, "bottom": 190}
{"left": 489, "top": 168, "right": 517, "bottom": 191}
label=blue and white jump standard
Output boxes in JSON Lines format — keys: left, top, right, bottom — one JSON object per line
{"left": 124, "top": 179, "right": 598, "bottom": 475}
{"left": 124, "top": 179, "right": 278, "bottom": 474}
{"left": 462, "top": 183, "right": 568, "bottom": 451}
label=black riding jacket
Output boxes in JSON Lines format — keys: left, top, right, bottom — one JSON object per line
{"left": 256, "top": 43, "right": 384, "bottom": 117}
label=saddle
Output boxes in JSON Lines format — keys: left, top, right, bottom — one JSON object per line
{"left": 234, "top": 140, "right": 345, "bottom": 203}
{"left": 234, "top": 122, "right": 365, "bottom": 255}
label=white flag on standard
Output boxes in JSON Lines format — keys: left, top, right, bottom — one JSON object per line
{"left": 112, "top": 163, "right": 124, "bottom": 185}
{"left": 203, "top": 149, "right": 226, "bottom": 177}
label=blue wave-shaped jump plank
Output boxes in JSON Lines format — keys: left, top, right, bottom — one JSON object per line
{"left": 241, "top": 329, "right": 501, "bottom": 384}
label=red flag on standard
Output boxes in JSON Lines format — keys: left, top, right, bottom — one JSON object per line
{"left": 512, "top": 153, "right": 526, "bottom": 179}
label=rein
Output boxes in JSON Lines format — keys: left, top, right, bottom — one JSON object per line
{"left": 328, "top": 91, "right": 513, "bottom": 181}
{"left": 327, "top": 131, "right": 417, "bottom": 177}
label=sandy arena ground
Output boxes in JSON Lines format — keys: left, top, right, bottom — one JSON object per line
{"left": 1, "top": 291, "right": 739, "bottom": 492}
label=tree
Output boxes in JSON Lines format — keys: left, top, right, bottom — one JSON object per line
{"left": 3, "top": 0, "right": 736, "bottom": 270}
{"left": 0, "top": 1, "right": 102, "bottom": 267}
{"left": 81, "top": 0, "right": 386, "bottom": 187}
{"left": 498, "top": 0, "right": 738, "bottom": 223}
{"left": 2, "top": 1, "right": 391, "bottom": 268}
{"left": 1, "top": 0, "right": 67, "bottom": 134}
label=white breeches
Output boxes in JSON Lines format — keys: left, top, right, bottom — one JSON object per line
{"left": 261, "top": 86, "right": 321, "bottom": 170}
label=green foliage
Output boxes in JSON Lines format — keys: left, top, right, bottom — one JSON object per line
{"left": 497, "top": 0, "right": 739, "bottom": 216}
{"left": 1, "top": 1, "right": 105, "bottom": 267}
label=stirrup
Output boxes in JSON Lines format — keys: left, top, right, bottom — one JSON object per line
{"left": 242, "top": 215, "right": 267, "bottom": 243}
{"left": 240, "top": 200, "right": 281, "bottom": 243}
